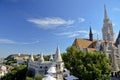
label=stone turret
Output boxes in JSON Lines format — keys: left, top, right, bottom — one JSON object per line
{"left": 49, "top": 54, "right": 53, "bottom": 61}
{"left": 39, "top": 53, "right": 44, "bottom": 63}
{"left": 29, "top": 54, "right": 34, "bottom": 62}
{"left": 54, "top": 46, "right": 62, "bottom": 62}
{"left": 54, "top": 46, "right": 64, "bottom": 80}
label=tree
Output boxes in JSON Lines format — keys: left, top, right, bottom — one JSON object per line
{"left": 26, "top": 70, "right": 34, "bottom": 77}
{"left": 26, "top": 77, "right": 33, "bottom": 80}
{"left": 34, "top": 75, "right": 44, "bottom": 80}
{"left": 1, "top": 64, "right": 27, "bottom": 80}
{"left": 62, "top": 46, "right": 112, "bottom": 80}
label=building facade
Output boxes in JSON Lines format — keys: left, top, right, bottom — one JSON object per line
{"left": 28, "top": 46, "right": 64, "bottom": 80}
{"left": 73, "top": 5, "right": 120, "bottom": 71}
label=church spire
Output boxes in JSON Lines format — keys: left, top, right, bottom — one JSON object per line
{"left": 89, "top": 26, "right": 93, "bottom": 41}
{"left": 54, "top": 46, "right": 62, "bottom": 62}
{"left": 104, "top": 4, "right": 109, "bottom": 22}
{"left": 102, "top": 5, "right": 114, "bottom": 41}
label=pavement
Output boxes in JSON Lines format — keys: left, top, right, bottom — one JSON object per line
{"left": 112, "top": 77, "right": 120, "bottom": 80}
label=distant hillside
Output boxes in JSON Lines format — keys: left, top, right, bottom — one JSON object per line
{"left": 5, "top": 54, "right": 29, "bottom": 60}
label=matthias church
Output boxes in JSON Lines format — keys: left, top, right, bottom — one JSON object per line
{"left": 73, "top": 5, "right": 120, "bottom": 71}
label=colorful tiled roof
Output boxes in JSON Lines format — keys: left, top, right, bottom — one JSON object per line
{"left": 73, "top": 38, "right": 96, "bottom": 48}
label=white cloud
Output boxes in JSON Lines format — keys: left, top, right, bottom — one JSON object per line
{"left": 55, "top": 29, "right": 101, "bottom": 38}
{"left": 113, "top": 8, "right": 120, "bottom": 11}
{"left": 78, "top": 18, "right": 85, "bottom": 23}
{"left": 0, "top": 39, "right": 16, "bottom": 44}
{"left": 27, "top": 17, "right": 74, "bottom": 29}
{"left": 68, "top": 33, "right": 79, "bottom": 38}
{"left": 21, "top": 40, "right": 40, "bottom": 45}
{"left": 0, "top": 39, "right": 40, "bottom": 45}
{"left": 55, "top": 30, "right": 88, "bottom": 38}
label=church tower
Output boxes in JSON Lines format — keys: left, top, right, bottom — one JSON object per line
{"left": 102, "top": 5, "right": 114, "bottom": 41}
{"left": 89, "top": 26, "right": 93, "bottom": 41}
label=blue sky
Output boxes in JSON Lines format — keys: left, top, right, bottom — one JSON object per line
{"left": 0, "top": 0, "right": 120, "bottom": 57}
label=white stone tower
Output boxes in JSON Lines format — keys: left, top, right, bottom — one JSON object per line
{"left": 49, "top": 54, "right": 53, "bottom": 61}
{"left": 54, "top": 46, "right": 64, "bottom": 80}
{"left": 54, "top": 46, "right": 62, "bottom": 62}
{"left": 29, "top": 54, "right": 34, "bottom": 62}
{"left": 102, "top": 5, "right": 114, "bottom": 41}
{"left": 38, "top": 53, "right": 44, "bottom": 63}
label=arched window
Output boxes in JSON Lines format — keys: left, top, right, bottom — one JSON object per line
{"left": 40, "top": 66, "right": 42, "bottom": 69}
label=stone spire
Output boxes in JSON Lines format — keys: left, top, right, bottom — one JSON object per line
{"left": 29, "top": 54, "right": 34, "bottom": 62}
{"left": 102, "top": 5, "right": 114, "bottom": 41}
{"left": 39, "top": 53, "right": 44, "bottom": 63}
{"left": 54, "top": 46, "right": 62, "bottom": 62}
{"left": 89, "top": 26, "right": 93, "bottom": 41}
{"left": 49, "top": 54, "right": 53, "bottom": 61}
{"left": 104, "top": 4, "right": 109, "bottom": 22}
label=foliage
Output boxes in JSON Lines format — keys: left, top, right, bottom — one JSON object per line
{"left": 34, "top": 54, "right": 53, "bottom": 61}
{"left": 26, "top": 70, "right": 34, "bottom": 77}
{"left": 34, "top": 75, "right": 44, "bottom": 80}
{"left": 62, "top": 46, "right": 112, "bottom": 80}
{"left": 1, "top": 64, "right": 27, "bottom": 80}
{"left": 26, "top": 77, "right": 33, "bottom": 80}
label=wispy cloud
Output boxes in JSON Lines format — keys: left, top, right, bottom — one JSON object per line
{"left": 20, "top": 40, "right": 40, "bottom": 45}
{"left": 55, "top": 30, "right": 88, "bottom": 38}
{"left": 27, "top": 17, "right": 74, "bottom": 29}
{"left": 78, "top": 18, "right": 85, "bottom": 23}
{"left": 0, "top": 39, "right": 16, "bottom": 44}
{"left": 0, "top": 39, "right": 40, "bottom": 45}
{"left": 113, "top": 8, "right": 120, "bottom": 11}
{"left": 56, "top": 29, "right": 100, "bottom": 38}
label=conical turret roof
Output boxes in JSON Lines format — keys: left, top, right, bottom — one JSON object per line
{"left": 54, "top": 46, "right": 62, "bottom": 62}
{"left": 39, "top": 52, "right": 44, "bottom": 62}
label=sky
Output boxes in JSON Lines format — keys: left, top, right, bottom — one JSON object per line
{"left": 0, "top": 0, "right": 120, "bottom": 57}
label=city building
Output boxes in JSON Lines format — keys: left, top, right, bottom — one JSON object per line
{"left": 73, "top": 5, "right": 120, "bottom": 71}
{"left": 28, "top": 46, "right": 64, "bottom": 80}
{"left": 0, "top": 65, "right": 8, "bottom": 78}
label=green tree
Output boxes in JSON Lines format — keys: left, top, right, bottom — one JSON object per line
{"left": 1, "top": 64, "right": 27, "bottom": 80}
{"left": 26, "top": 70, "right": 34, "bottom": 77}
{"left": 62, "top": 46, "right": 112, "bottom": 80}
{"left": 34, "top": 75, "right": 44, "bottom": 80}
{"left": 26, "top": 77, "right": 33, "bottom": 80}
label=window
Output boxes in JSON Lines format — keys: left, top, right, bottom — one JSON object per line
{"left": 40, "top": 66, "right": 42, "bottom": 69}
